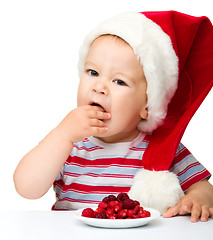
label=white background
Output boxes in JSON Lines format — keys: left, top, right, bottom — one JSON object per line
{"left": 0, "top": 0, "right": 212, "bottom": 210}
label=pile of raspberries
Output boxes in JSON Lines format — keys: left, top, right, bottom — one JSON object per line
{"left": 81, "top": 193, "right": 151, "bottom": 219}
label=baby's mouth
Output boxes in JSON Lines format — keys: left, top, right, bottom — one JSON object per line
{"left": 90, "top": 102, "right": 106, "bottom": 112}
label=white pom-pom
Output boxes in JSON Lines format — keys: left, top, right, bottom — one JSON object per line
{"left": 129, "top": 169, "right": 184, "bottom": 214}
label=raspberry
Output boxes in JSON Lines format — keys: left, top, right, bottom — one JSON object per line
{"left": 94, "top": 207, "right": 106, "bottom": 215}
{"left": 113, "top": 203, "right": 122, "bottom": 213}
{"left": 132, "top": 214, "right": 139, "bottom": 219}
{"left": 138, "top": 207, "right": 144, "bottom": 214}
{"left": 133, "top": 205, "right": 140, "bottom": 215}
{"left": 98, "top": 202, "right": 108, "bottom": 209}
{"left": 117, "top": 209, "right": 127, "bottom": 219}
{"left": 81, "top": 208, "right": 95, "bottom": 218}
{"left": 108, "top": 213, "right": 117, "bottom": 219}
{"left": 108, "top": 201, "right": 119, "bottom": 208}
{"left": 122, "top": 199, "right": 135, "bottom": 209}
{"left": 133, "top": 200, "right": 140, "bottom": 207}
{"left": 143, "top": 210, "right": 151, "bottom": 217}
{"left": 108, "top": 195, "right": 117, "bottom": 202}
{"left": 106, "top": 208, "right": 114, "bottom": 217}
{"left": 102, "top": 196, "right": 109, "bottom": 203}
{"left": 137, "top": 210, "right": 151, "bottom": 218}
{"left": 138, "top": 212, "right": 148, "bottom": 218}
{"left": 95, "top": 212, "right": 107, "bottom": 219}
{"left": 117, "top": 192, "right": 129, "bottom": 202}
{"left": 127, "top": 209, "right": 134, "bottom": 217}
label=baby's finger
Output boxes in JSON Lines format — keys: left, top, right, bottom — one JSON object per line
{"left": 88, "top": 105, "right": 108, "bottom": 113}
{"left": 181, "top": 200, "right": 193, "bottom": 214}
{"left": 200, "top": 205, "right": 209, "bottom": 222}
{"left": 209, "top": 208, "right": 213, "bottom": 218}
{"left": 191, "top": 204, "right": 201, "bottom": 223}
{"left": 89, "top": 109, "right": 111, "bottom": 120}
{"left": 163, "top": 204, "right": 180, "bottom": 218}
{"left": 90, "top": 119, "right": 107, "bottom": 127}
{"left": 91, "top": 126, "right": 108, "bottom": 136}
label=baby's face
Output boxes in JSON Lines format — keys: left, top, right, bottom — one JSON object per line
{"left": 77, "top": 35, "right": 148, "bottom": 143}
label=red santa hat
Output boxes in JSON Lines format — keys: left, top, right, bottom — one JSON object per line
{"left": 78, "top": 11, "right": 213, "bottom": 213}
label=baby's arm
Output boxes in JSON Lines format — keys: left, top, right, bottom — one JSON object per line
{"left": 13, "top": 105, "right": 110, "bottom": 199}
{"left": 163, "top": 179, "right": 213, "bottom": 222}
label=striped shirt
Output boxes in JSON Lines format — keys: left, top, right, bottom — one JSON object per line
{"left": 52, "top": 132, "right": 211, "bottom": 210}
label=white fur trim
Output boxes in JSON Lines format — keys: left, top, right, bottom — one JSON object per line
{"left": 128, "top": 169, "right": 184, "bottom": 214}
{"left": 78, "top": 12, "right": 179, "bottom": 133}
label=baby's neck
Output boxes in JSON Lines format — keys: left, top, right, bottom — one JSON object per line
{"left": 95, "top": 129, "right": 141, "bottom": 144}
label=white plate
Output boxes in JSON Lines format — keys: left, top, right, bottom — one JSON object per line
{"left": 75, "top": 207, "right": 160, "bottom": 228}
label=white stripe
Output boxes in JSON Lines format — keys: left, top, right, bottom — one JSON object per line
{"left": 170, "top": 154, "right": 197, "bottom": 174}
{"left": 54, "top": 200, "right": 98, "bottom": 210}
{"left": 63, "top": 174, "right": 134, "bottom": 186}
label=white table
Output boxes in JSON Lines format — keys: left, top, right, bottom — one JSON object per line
{"left": 0, "top": 211, "right": 212, "bottom": 240}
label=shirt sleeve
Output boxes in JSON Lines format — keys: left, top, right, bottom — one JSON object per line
{"left": 170, "top": 142, "right": 211, "bottom": 192}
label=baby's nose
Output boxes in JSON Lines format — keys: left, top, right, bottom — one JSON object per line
{"left": 92, "top": 81, "right": 109, "bottom": 95}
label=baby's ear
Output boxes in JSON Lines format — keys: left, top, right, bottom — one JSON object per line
{"left": 140, "top": 107, "right": 148, "bottom": 120}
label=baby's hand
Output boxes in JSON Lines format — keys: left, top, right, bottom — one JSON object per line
{"left": 56, "top": 105, "right": 111, "bottom": 143}
{"left": 163, "top": 192, "right": 213, "bottom": 222}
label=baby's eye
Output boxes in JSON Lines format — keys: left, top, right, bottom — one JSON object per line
{"left": 88, "top": 69, "right": 99, "bottom": 77}
{"left": 114, "top": 79, "right": 127, "bottom": 86}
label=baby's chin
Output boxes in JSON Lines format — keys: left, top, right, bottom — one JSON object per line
{"left": 95, "top": 129, "right": 141, "bottom": 144}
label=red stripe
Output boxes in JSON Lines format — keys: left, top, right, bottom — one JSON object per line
{"left": 170, "top": 147, "right": 191, "bottom": 168}
{"left": 58, "top": 197, "right": 100, "bottom": 204}
{"left": 181, "top": 169, "right": 207, "bottom": 185}
{"left": 63, "top": 171, "right": 135, "bottom": 179}
{"left": 73, "top": 144, "right": 103, "bottom": 152}
{"left": 83, "top": 138, "right": 89, "bottom": 142}
{"left": 65, "top": 156, "right": 143, "bottom": 168}
{"left": 64, "top": 171, "right": 81, "bottom": 178}
{"left": 55, "top": 193, "right": 60, "bottom": 199}
{"left": 71, "top": 162, "right": 141, "bottom": 169}
{"left": 62, "top": 182, "right": 130, "bottom": 194}
{"left": 177, "top": 162, "right": 200, "bottom": 176}
{"left": 129, "top": 147, "right": 147, "bottom": 151}
{"left": 53, "top": 179, "right": 64, "bottom": 189}
{"left": 180, "top": 170, "right": 211, "bottom": 191}
{"left": 86, "top": 173, "right": 134, "bottom": 178}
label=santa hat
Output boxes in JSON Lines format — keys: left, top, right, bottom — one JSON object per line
{"left": 78, "top": 11, "right": 213, "bottom": 214}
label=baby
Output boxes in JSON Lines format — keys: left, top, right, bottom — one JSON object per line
{"left": 13, "top": 11, "right": 213, "bottom": 222}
